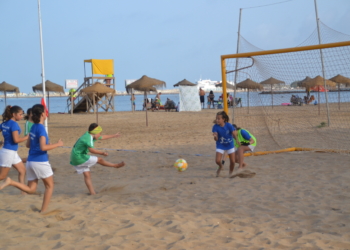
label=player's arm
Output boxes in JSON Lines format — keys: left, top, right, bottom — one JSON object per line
{"left": 99, "top": 133, "right": 120, "bottom": 140}
{"left": 88, "top": 147, "right": 108, "bottom": 156}
{"left": 213, "top": 132, "right": 218, "bottom": 141}
{"left": 12, "top": 130, "right": 29, "bottom": 143}
{"left": 40, "top": 137, "right": 63, "bottom": 151}
{"left": 232, "top": 130, "right": 241, "bottom": 146}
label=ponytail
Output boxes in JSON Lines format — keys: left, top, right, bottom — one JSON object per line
{"left": 2, "top": 105, "right": 23, "bottom": 122}
{"left": 232, "top": 124, "right": 241, "bottom": 130}
{"left": 31, "top": 104, "right": 45, "bottom": 124}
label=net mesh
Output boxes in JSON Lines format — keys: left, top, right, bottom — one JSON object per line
{"left": 224, "top": 24, "right": 350, "bottom": 153}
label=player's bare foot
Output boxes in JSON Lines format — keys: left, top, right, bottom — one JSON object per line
{"left": 216, "top": 166, "right": 222, "bottom": 177}
{"left": 0, "top": 177, "right": 12, "bottom": 190}
{"left": 242, "top": 163, "right": 247, "bottom": 168}
{"left": 114, "top": 161, "right": 125, "bottom": 168}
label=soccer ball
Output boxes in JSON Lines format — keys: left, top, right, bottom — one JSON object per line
{"left": 174, "top": 159, "right": 188, "bottom": 172}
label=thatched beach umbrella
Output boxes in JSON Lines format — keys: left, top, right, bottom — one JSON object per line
{"left": 173, "top": 79, "right": 196, "bottom": 87}
{"left": 329, "top": 74, "right": 350, "bottom": 109}
{"left": 296, "top": 76, "right": 312, "bottom": 87}
{"left": 126, "top": 75, "right": 166, "bottom": 126}
{"left": 260, "top": 77, "right": 285, "bottom": 108}
{"left": 0, "top": 81, "right": 19, "bottom": 106}
{"left": 81, "top": 82, "right": 115, "bottom": 123}
{"left": 32, "top": 80, "right": 64, "bottom": 113}
{"left": 216, "top": 82, "right": 235, "bottom": 89}
{"left": 236, "top": 79, "right": 263, "bottom": 114}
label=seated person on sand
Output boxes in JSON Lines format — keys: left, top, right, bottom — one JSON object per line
{"left": 143, "top": 98, "right": 150, "bottom": 111}
{"left": 217, "top": 96, "right": 223, "bottom": 109}
{"left": 234, "top": 97, "right": 242, "bottom": 107}
{"left": 151, "top": 99, "right": 159, "bottom": 111}
{"left": 164, "top": 98, "right": 176, "bottom": 111}
{"left": 307, "top": 95, "right": 315, "bottom": 104}
{"left": 222, "top": 124, "right": 256, "bottom": 174}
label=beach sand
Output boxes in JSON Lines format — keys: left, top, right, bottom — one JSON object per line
{"left": 1, "top": 109, "right": 350, "bottom": 249}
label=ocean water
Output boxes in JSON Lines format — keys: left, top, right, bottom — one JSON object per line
{"left": 1, "top": 91, "right": 349, "bottom": 113}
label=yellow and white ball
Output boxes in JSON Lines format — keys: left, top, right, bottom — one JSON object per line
{"left": 174, "top": 159, "right": 188, "bottom": 172}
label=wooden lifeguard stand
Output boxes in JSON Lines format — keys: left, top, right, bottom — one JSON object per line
{"left": 67, "top": 59, "right": 115, "bottom": 113}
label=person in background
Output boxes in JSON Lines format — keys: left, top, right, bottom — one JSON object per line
{"left": 209, "top": 90, "right": 215, "bottom": 108}
{"left": 199, "top": 88, "right": 206, "bottom": 109}
{"left": 24, "top": 108, "right": 34, "bottom": 136}
{"left": 105, "top": 74, "right": 113, "bottom": 87}
{"left": 130, "top": 93, "right": 136, "bottom": 111}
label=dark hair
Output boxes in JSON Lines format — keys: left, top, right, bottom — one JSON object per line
{"left": 88, "top": 123, "right": 98, "bottom": 132}
{"left": 232, "top": 124, "right": 241, "bottom": 130}
{"left": 24, "top": 108, "right": 32, "bottom": 121}
{"left": 2, "top": 105, "right": 23, "bottom": 122}
{"left": 31, "top": 104, "right": 45, "bottom": 123}
{"left": 214, "top": 111, "right": 229, "bottom": 123}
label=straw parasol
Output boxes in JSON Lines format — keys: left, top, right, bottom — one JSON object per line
{"left": 236, "top": 79, "right": 263, "bottom": 114}
{"left": 329, "top": 74, "right": 350, "bottom": 109}
{"left": 32, "top": 80, "right": 65, "bottom": 113}
{"left": 0, "top": 81, "right": 20, "bottom": 106}
{"left": 173, "top": 79, "right": 196, "bottom": 87}
{"left": 302, "top": 75, "right": 336, "bottom": 89}
{"left": 81, "top": 82, "right": 115, "bottom": 123}
{"left": 302, "top": 76, "right": 336, "bottom": 114}
{"left": 215, "top": 82, "right": 235, "bottom": 89}
{"left": 126, "top": 75, "right": 166, "bottom": 126}
{"left": 260, "top": 77, "right": 285, "bottom": 108}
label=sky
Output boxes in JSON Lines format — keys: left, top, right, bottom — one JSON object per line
{"left": 1, "top": 0, "right": 350, "bottom": 93}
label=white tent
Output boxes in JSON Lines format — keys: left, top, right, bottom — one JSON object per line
{"left": 179, "top": 86, "right": 201, "bottom": 111}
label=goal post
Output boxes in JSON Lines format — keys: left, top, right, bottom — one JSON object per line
{"left": 220, "top": 40, "right": 350, "bottom": 153}
{"left": 221, "top": 40, "right": 350, "bottom": 115}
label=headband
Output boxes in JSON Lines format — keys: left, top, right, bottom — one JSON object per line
{"left": 89, "top": 126, "right": 102, "bottom": 135}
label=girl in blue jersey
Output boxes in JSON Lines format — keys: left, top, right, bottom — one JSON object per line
{"left": 0, "top": 106, "right": 28, "bottom": 185}
{"left": 212, "top": 111, "right": 239, "bottom": 177}
{"left": 0, "top": 104, "right": 63, "bottom": 213}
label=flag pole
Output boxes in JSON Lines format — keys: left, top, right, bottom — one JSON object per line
{"left": 38, "top": 0, "right": 48, "bottom": 133}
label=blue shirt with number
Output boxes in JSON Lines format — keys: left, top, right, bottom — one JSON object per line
{"left": 1, "top": 120, "right": 21, "bottom": 151}
{"left": 212, "top": 123, "right": 235, "bottom": 150}
{"left": 28, "top": 124, "right": 49, "bottom": 162}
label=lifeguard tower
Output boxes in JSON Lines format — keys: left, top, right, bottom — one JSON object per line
{"left": 67, "top": 59, "right": 115, "bottom": 113}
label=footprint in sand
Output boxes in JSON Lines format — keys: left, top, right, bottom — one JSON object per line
{"left": 230, "top": 170, "right": 256, "bottom": 179}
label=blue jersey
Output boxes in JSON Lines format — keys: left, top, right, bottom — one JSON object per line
{"left": 28, "top": 124, "right": 49, "bottom": 162}
{"left": 1, "top": 120, "right": 21, "bottom": 151}
{"left": 212, "top": 123, "right": 235, "bottom": 150}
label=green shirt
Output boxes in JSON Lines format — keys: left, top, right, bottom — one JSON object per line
{"left": 234, "top": 129, "right": 257, "bottom": 148}
{"left": 70, "top": 132, "right": 95, "bottom": 166}
{"left": 24, "top": 121, "right": 34, "bottom": 136}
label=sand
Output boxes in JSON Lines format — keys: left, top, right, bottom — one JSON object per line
{"left": 1, "top": 109, "right": 350, "bottom": 249}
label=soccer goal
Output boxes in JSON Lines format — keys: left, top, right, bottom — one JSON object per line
{"left": 220, "top": 41, "right": 350, "bottom": 153}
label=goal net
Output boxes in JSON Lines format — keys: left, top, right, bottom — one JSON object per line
{"left": 221, "top": 40, "right": 350, "bottom": 153}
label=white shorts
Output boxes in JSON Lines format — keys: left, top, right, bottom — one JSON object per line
{"left": 26, "top": 161, "right": 53, "bottom": 181}
{"left": 0, "top": 148, "right": 22, "bottom": 168}
{"left": 73, "top": 156, "right": 98, "bottom": 174}
{"left": 236, "top": 145, "right": 255, "bottom": 152}
{"left": 216, "top": 148, "right": 235, "bottom": 155}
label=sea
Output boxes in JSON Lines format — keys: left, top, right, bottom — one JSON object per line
{"left": 1, "top": 91, "right": 349, "bottom": 113}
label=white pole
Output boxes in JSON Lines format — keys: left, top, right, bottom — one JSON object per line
{"left": 232, "top": 8, "right": 242, "bottom": 122}
{"left": 314, "top": 0, "right": 330, "bottom": 125}
{"left": 38, "top": 0, "right": 48, "bottom": 133}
